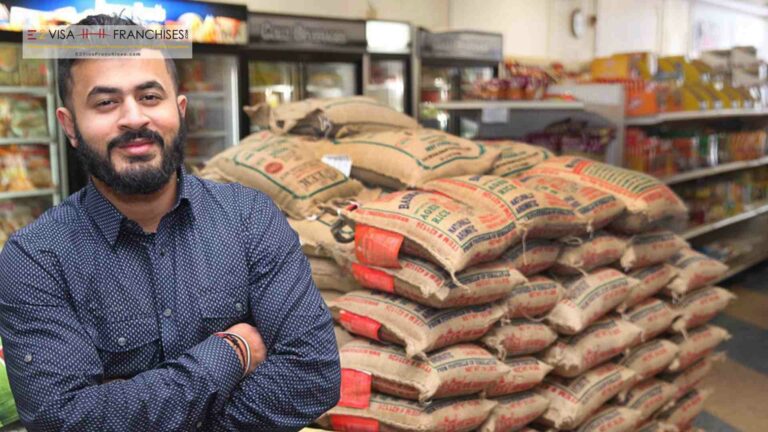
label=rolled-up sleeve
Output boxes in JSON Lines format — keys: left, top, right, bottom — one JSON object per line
{"left": 0, "top": 238, "right": 243, "bottom": 432}
{"left": 208, "top": 192, "right": 341, "bottom": 431}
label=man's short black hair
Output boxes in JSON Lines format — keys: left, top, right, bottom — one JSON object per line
{"left": 57, "top": 14, "right": 179, "bottom": 109}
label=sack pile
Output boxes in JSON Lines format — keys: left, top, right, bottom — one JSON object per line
{"left": 200, "top": 98, "right": 732, "bottom": 431}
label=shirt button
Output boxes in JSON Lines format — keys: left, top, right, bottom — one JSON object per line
{"left": 23, "top": 354, "right": 33, "bottom": 363}
{"left": 235, "top": 302, "right": 244, "bottom": 312}
{"left": 196, "top": 421, "right": 203, "bottom": 429}
{"left": 159, "top": 250, "right": 166, "bottom": 257}
{"left": 163, "top": 308, "right": 173, "bottom": 317}
{"left": 117, "top": 337, "right": 127, "bottom": 347}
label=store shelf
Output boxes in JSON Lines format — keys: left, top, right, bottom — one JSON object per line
{"left": 420, "top": 100, "right": 585, "bottom": 111}
{"left": 715, "top": 250, "right": 768, "bottom": 283}
{"left": 0, "top": 86, "right": 48, "bottom": 96}
{"left": 188, "top": 130, "right": 227, "bottom": 139}
{"left": 0, "top": 188, "right": 56, "bottom": 201}
{"left": 184, "top": 91, "right": 225, "bottom": 98}
{"left": 249, "top": 85, "right": 294, "bottom": 93}
{"left": 626, "top": 108, "right": 768, "bottom": 126}
{"left": 0, "top": 137, "right": 55, "bottom": 146}
{"left": 682, "top": 201, "right": 768, "bottom": 240}
{"left": 663, "top": 156, "right": 768, "bottom": 185}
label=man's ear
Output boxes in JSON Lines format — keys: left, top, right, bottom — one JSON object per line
{"left": 56, "top": 107, "right": 78, "bottom": 148}
{"left": 177, "top": 94, "right": 187, "bottom": 120}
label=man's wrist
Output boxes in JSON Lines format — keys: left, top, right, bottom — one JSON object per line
{"left": 214, "top": 333, "right": 247, "bottom": 377}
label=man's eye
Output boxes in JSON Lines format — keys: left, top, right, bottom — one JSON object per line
{"left": 96, "top": 99, "right": 115, "bottom": 107}
{"left": 142, "top": 94, "right": 161, "bottom": 101}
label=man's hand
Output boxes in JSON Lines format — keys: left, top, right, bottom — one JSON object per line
{"left": 222, "top": 323, "right": 266, "bottom": 375}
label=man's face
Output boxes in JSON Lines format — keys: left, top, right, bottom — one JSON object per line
{"left": 57, "top": 51, "right": 187, "bottom": 195}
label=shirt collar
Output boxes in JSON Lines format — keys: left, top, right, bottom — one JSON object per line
{"left": 84, "top": 167, "right": 196, "bottom": 247}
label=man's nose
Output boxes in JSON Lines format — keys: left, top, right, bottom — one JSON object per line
{"left": 117, "top": 98, "right": 150, "bottom": 131}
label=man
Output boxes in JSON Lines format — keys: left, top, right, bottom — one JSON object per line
{"left": 0, "top": 14, "right": 340, "bottom": 431}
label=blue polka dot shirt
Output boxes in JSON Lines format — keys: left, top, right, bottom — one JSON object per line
{"left": 0, "top": 169, "right": 341, "bottom": 431}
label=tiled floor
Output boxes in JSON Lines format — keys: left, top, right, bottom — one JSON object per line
{"left": 693, "top": 261, "right": 768, "bottom": 432}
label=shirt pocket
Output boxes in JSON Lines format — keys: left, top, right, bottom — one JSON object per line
{"left": 198, "top": 285, "right": 250, "bottom": 334}
{"left": 89, "top": 316, "right": 161, "bottom": 379}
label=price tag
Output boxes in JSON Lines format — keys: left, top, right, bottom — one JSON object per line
{"left": 481, "top": 107, "right": 509, "bottom": 123}
{"left": 321, "top": 154, "right": 353, "bottom": 177}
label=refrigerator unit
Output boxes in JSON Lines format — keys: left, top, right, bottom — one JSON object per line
{"left": 364, "top": 20, "right": 413, "bottom": 115}
{"left": 244, "top": 13, "right": 366, "bottom": 134}
{"left": 416, "top": 29, "right": 503, "bottom": 134}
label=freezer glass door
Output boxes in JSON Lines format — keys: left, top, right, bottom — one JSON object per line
{"left": 304, "top": 62, "right": 357, "bottom": 99}
{"left": 248, "top": 61, "right": 300, "bottom": 108}
{"left": 459, "top": 66, "right": 495, "bottom": 100}
{"left": 177, "top": 54, "right": 239, "bottom": 171}
{"left": 419, "top": 66, "right": 458, "bottom": 130}
{"left": 366, "top": 59, "right": 405, "bottom": 112}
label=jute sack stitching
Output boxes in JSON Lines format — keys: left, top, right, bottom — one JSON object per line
{"left": 201, "top": 131, "right": 362, "bottom": 219}
{"left": 537, "top": 363, "right": 637, "bottom": 430}
{"left": 479, "top": 391, "right": 550, "bottom": 432}
{"left": 667, "top": 325, "right": 731, "bottom": 373}
{"left": 318, "top": 393, "right": 497, "bottom": 432}
{"left": 422, "top": 175, "right": 584, "bottom": 239}
{"left": 506, "top": 276, "right": 564, "bottom": 319}
{"left": 664, "top": 249, "right": 729, "bottom": 297}
{"left": 624, "top": 298, "right": 678, "bottom": 342}
{"left": 521, "top": 175, "right": 626, "bottom": 232}
{"left": 485, "top": 357, "right": 553, "bottom": 397}
{"left": 576, "top": 406, "right": 642, "bottom": 432}
{"left": 620, "top": 231, "right": 688, "bottom": 271}
{"left": 340, "top": 339, "right": 508, "bottom": 403}
{"left": 480, "top": 319, "right": 559, "bottom": 358}
{"left": 245, "top": 96, "right": 420, "bottom": 138}
{"left": 322, "top": 128, "right": 500, "bottom": 189}
{"left": 620, "top": 339, "right": 680, "bottom": 382}
{"left": 525, "top": 156, "right": 687, "bottom": 233}
{"left": 546, "top": 268, "right": 637, "bottom": 335}
{"left": 497, "top": 239, "right": 561, "bottom": 276}
{"left": 670, "top": 287, "right": 736, "bottom": 332}
{"left": 622, "top": 379, "right": 679, "bottom": 421}
{"left": 541, "top": 318, "right": 642, "bottom": 378}
{"left": 483, "top": 140, "right": 554, "bottom": 178}
{"left": 620, "top": 264, "right": 678, "bottom": 312}
{"left": 330, "top": 290, "right": 506, "bottom": 358}
{"left": 345, "top": 190, "right": 518, "bottom": 276}
{"left": 552, "top": 231, "right": 628, "bottom": 275}
{"left": 655, "top": 389, "right": 712, "bottom": 430}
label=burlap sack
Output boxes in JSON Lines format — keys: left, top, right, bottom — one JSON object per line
{"left": 624, "top": 298, "right": 678, "bottom": 342}
{"left": 636, "top": 421, "right": 680, "bottom": 432}
{"left": 201, "top": 131, "right": 362, "bottom": 219}
{"left": 664, "top": 249, "right": 729, "bottom": 297}
{"left": 338, "top": 254, "right": 527, "bottom": 309}
{"left": 486, "top": 357, "right": 553, "bottom": 397}
{"left": 667, "top": 325, "right": 730, "bottom": 372}
{"left": 537, "top": 363, "right": 637, "bottom": 429}
{"left": 661, "top": 355, "right": 719, "bottom": 400}
{"left": 480, "top": 391, "right": 550, "bottom": 432}
{"left": 310, "top": 257, "right": 360, "bottom": 292}
{"left": 345, "top": 190, "right": 517, "bottom": 276}
{"left": 497, "top": 239, "right": 561, "bottom": 276}
{"left": 621, "top": 339, "right": 680, "bottom": 381}
{"left": 340, "top": 339, "right": 507, "bottom": 403}
{"left": 622, "top": 379, "right": 679, "bottom": 421}
{"left": 655, "top": 389, "right": 712, "bottom": 430}
{"left": 670, "top": 287, "right": 736, "bottom": 332}
{"left": 245, "top": 96, "right": 419, "bottom": 138}
{"left": 546, "top": 268, "right": 636, "bottom": 335}
{"left": 319, "top": 289, "right": 344, "bottom": 305}
{"left": 521, "top": 175, "right": 626, "bottom": 232}
{"left": 620, "top": 265, "right": 677, "bottom": 311}
{"left": 422, "top": 175, "right": 584, "bottom": 239}
{"left": 541, "top": 318, "right": 642, "bottom": 378}
{"left": 321, "top": 129, "right": 499, "bottom": 189}
{"left": 330, "top": 290, "right": 505, "bottom": 358}
{"left": 552, "top": 231, "right": 628, "bottom": 275}
{"left": 620, "top": 232, "right": 688, "bottom": 271}
{"left": 481, "top": 319, "right": 559, "bottom": 358}
{"left": 318, "top": 393, "right": 497, "bottom": 432}
{"left": 525, "top": 156, "right": 688, "bottom": 233}
{"left": 289, "top": 210, "right": 355, "bottom": 258}
{"left": 576, "top": 406, "right": 642, "bottom": 432}
{"left": 506, "top": 276, "right": 564, "bottom": 319}
{"left": 483, "top": 140, "right": 554, "bottom": 178}
{"left": 334, "top": 325, "right": 355, "bottom": 349}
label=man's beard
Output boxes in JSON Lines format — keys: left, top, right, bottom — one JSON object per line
{"left": 74, "top": 115, "right": 186, "bottom": 195}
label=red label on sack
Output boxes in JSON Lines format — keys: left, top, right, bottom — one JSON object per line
{"left": 339, "top": 310, "right": 382, "bottom": 341}
{"left": 339, "top": 368, "right": 373, "bottom": 408}
{"left": 351, "top": 263, "right": 396, "bottom": 293}
{"left": 355, "top": 225, "right": 403, "bottom": 268}
{"left": 330, "top": 415, "right": 380, "bottom": 432}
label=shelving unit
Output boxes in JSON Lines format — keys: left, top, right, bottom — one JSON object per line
{"left": 626, "top": 108, "right": 768, "bottom": 126}
{"left": 184, "top": 91, "right": 226, "bottom": 99}
{"left": 421, "top": 100, "right": 585, "bottom": 111}
{"left": 188, "top": 130, "right": 228, "bottom": 139}
{"left": 682, "top": 201, "right": 768, "bottom": 240}
{"left": 0, "top": 189, "right": 57, "bottom": 201}
{"left": 662, "top": 156, "right": 768, "bottom": 185}
{"left": 0, "top": 137, "right": 56, "bottom": 146}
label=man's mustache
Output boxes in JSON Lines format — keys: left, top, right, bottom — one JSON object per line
{"left": 107, "top": 129, "right": 165, "bottom": 153}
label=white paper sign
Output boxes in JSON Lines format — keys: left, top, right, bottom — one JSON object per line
{"left": 321, "top": 154, "right": 353, "bottom": 177}
{"left": 481, "top": 107, "right": 509, "bottom": 123}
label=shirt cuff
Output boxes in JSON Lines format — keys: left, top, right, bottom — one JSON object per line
{"left": 187, "top": 335, "right": 243, "bottom": 398}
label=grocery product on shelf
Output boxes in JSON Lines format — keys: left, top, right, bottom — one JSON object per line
{"left": 0, "top": 199, "right": 44, "bottom": 250}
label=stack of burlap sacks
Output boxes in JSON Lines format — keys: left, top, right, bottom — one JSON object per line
{"left": 200, "top": 97, "right": 735, "bottom": 432}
